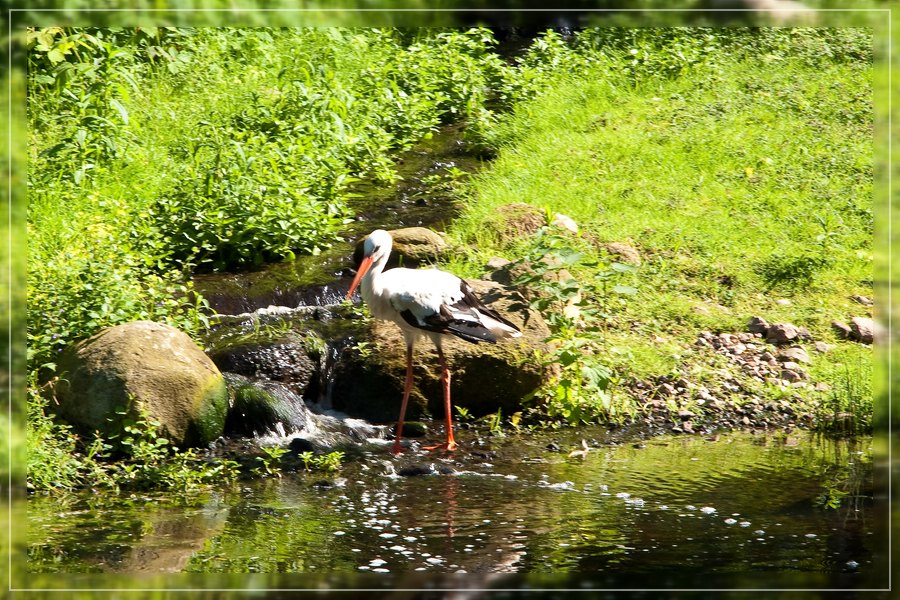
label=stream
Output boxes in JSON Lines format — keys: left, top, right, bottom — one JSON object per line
{"left": 26, "top": 429, "right": 885, "bottom": 590}
{"left": 25, "top": 126, "right": 888, "bottom": 592}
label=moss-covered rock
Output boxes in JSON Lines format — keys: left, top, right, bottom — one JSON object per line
{"left": 330, "top": 279, "right": 554, "bottom": 423}
{"left": 224, "top": 379, "right": 310, "bottom": 437}
{"left": 51, "top": 321, "right": 228, "bottom": 448}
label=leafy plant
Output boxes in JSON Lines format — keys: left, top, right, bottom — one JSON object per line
{"left": 454, "top": 405, "right": 473, "bottom": 423}
{"left": 256, "top": 446, "right": 290, "bottom": 478}
{"left": 512, "top": 229, "right": 638, "bottom": 424}
{"left": 482, "top": 409, "right": 504, "bottom": 437}
{"left": 297, "top": 451, "right": 345, "bottom": 472}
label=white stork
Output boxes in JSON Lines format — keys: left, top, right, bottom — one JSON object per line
{"left": 345, "top": 229, "right": 522, "bottom": 453}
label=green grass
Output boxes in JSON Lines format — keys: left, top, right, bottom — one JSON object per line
{"left": 447, "top": 29, "right": 873, "bottom": 427}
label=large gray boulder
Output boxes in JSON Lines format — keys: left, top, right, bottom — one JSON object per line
{"left": 51, "top": 321, "right": 228, "bottom": 448}
{"left": 330, "top": 279, "right": 554, "bottom": 423}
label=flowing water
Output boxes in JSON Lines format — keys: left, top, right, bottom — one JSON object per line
{"left": 26, "top": 429, "right": 887, "bottom": 591}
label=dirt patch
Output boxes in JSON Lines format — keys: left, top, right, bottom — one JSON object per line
{"left": 491, "top": 203, "right": 546, "bottom": 244}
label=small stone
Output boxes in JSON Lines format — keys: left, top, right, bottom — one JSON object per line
{"left": 776, "top": 299, "right": 791, "bottom": 306}
{"left": 780, "top": 368, "right": 804, "bottom": 382}
{"left": 678, "top": 409, "right": 694, "bottom": 420}
{"left": 760, "top": 351, "right": 775, "bottom": 362}
{"left": 741, "top": 416, "right": 751, "bottom": 426}
{"left": 552, "top": 212, "right": 579, "bottom": 233}
{"left": 814, "top": 341, "right": 833, "bottom": 353}
{"left": 747, "top": 316, "right": 770, "bottom": 335}
{"left": 730, "top": 343, "right": 747, "bottom": 355}
{"left": 850, "top": 317, "right": 876, "bottom": 344}
{"left": 815, "top": 382, "right": 832, "bottom": 392}
{"left": 778, "top": 346, "right": 810, "bottom": 364}
{"left": 605, "top": 241, "right": 641, "bottom": 266}
{"left": 850, "top": 295, "right": 873, "bottom": 306}
{"left": 832, "top": 320, "right": 852, "bottom": 339}
{"left": 400, "top": 421, "right": 428, "bottom": 438}
{"left": 766, "top": 323, "right": 799, "bottom": 345}
{"left": 682, "top": 421, "right": 694, "bottom": 433}
{"left": 486, "top": 257, "right": 512, "bottom": 270}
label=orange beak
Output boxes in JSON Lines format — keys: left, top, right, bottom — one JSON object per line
{"left": 345, "top": 254, "right": 374, "bottom": 300}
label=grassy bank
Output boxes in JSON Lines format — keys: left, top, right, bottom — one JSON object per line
{"left": 447, "top": 28, "right": 874, "bottom": 431}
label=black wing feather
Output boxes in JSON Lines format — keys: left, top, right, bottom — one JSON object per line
{"left": 398, "top": 308, "right": 496, "bottom": 344}
{"left": 453, "top": 281, "right": 521, "bottom": 333}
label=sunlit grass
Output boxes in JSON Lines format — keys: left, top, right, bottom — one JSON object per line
{"left": 448, "top": 35, "right": 873, "bottom": 426}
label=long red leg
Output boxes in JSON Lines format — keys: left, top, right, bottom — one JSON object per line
{"left": 392, "top": 344, "right": 414, "bottom": 454}
{"left": 424, "top": 347, "right": 457, "bottom": 452}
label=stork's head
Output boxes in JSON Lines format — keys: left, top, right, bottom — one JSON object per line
{"left": 362, "top": 229, "right": 393, "bottom": 262}
{"left": 346, "top": 229, "right": 393, "bottom": 300}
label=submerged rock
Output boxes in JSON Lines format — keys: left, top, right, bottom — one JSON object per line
{"left": 51, "top": 321, "right": 228, "bottom": 448}
{"left": 224, "top": 375, "right": 313, "bottom": 437}
{"left": 330, "top": 279, "right": 554, "bottom": 423}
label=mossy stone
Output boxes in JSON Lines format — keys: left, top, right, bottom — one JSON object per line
{"left": 52, "top": 321, "right": 228, "bottom": 448}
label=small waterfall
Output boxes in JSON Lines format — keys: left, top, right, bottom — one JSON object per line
{"left": 237, "top": 377, "right": 388, "bottom": 449}
{"left": 313, "top": 337, "right": 358, "bottom": 411}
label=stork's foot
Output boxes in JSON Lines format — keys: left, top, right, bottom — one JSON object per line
{"left": 422, "top": 440, "right": 458, "bottom": 452}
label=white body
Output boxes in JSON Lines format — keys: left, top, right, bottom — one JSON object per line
{"left": 349, "top": 229, "right": 521, "bottom": 350}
